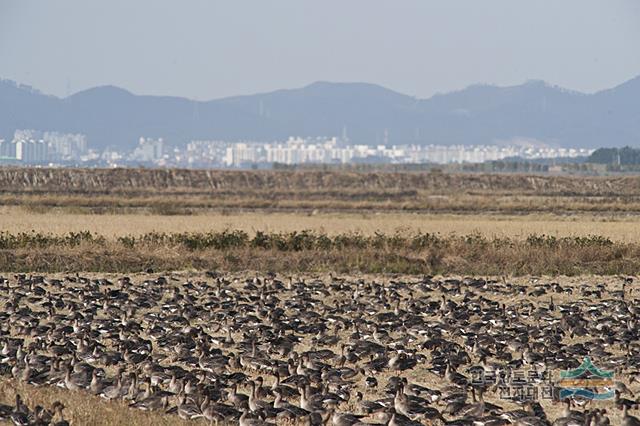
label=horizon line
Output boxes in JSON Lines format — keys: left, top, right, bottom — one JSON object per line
{"left": 2, "top": 73, "right": 638, "bottom": 103}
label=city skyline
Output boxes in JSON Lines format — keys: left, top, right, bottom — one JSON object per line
{"left": 0, "top": 129, "right": 593, "bottom": 168}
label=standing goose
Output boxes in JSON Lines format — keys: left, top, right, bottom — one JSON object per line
{"left": 444, "top": 363, "right": 469, "bottom": 387}
{"left": 247, "top": 380, "right": 274, "bottom": 414}
{"left": 9, "top": 395, "right": 29, "bottom": 426}
{"left": 393, "top": 384, "right": 438, "bottom": 420}
{"left": 299, "top": 384, "right": 321, "bottom": 412}
{"left": 228, "top": 382, "right": 249, "bottom": 409}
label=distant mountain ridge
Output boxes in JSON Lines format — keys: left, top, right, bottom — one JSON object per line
{"left": 1, "top": 76, "right": 638, "bottom": 150}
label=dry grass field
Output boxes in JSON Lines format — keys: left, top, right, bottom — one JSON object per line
{"left": 0, "top": 380, "right": 202, "bottom": 426}
{"left": 2, "top": 208, "right": 640, "bottom": 242}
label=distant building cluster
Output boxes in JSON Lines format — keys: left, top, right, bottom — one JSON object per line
{"left": 131, "top": 137, "right": 165, "bottom": 163}
{"left": 0, "top": 130, "right": 88, "bottom": 163}
{"left": 216, "top": 137, "right": 593, "bottom": 167}
{"left": 0, "top": 130, "right": 593, "bottom": 167}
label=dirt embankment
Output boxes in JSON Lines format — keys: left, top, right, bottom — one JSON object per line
{"left": 0, "top": 167, "right": 638, "bottom": 195}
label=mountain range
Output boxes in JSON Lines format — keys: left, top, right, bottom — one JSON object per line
{"left": 1, "top": 76, "right": 639, "bottom": 150}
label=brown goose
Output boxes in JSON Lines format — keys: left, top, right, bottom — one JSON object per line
{"left": 327, "top": 405, "right": 366, "bottom": 426}
{"left": 175, "top": 393, "right": 202, "bottom": 420}
{"left": 456, "top": 387, "right": 485, "bottom": 418}
{"left": 63, "top": 366, "right": 89, "bottom": 391}
{"left": 623, "top": 405, "right": 640, "bottom": 426}
{"left": 239, "top": 409, "right": 268, "bottom": 426}
{"left": 228, "top": 383, "right": 249, "bottom": 409}
{"left": 130, "top": 393, "right": 170, "bottom": 411}
{"left": 272, "top": 388, "right": 309, "bottom": 418}
{"left": 100, "top": 373, "right": 123, "bottom": 400}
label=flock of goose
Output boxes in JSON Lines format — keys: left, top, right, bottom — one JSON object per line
{"left": 1, "top": 273, "right": 640, "bottom": 425}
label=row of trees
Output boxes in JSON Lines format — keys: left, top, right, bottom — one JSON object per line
{"left": 589, "top": 147, "right": 640, "bottom": 165}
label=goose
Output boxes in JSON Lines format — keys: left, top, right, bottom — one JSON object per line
{"left": 0, "top": 400, "right": 11, "bottom": 422}
{"left": 175, "top": 393, "right": 202, "bottom": 420}
{"left": 444, "top": 363, "right": 469, "bottom": 387}
{"left": 272, "top": 388, "right": 309, "bottom": 417}
{"left": 10, "top": 411, "right": 30, "bottom": 426}
{"left": 385, "top": 408, "right": 426, "bottom": 426}
{"left": 228, "top": 382, "right": 250, "bottom": 409}
{"left": 614, "top": 381, "right": 637, "bottom": 397}
{"left": 393, "top": 384, "right": 439, "bottom": 420}
{"left": 552, "top": 399, "right": 586, "bottom": 426}
{"left": 247, "top": 380, "right": 274, "bottom": 413}
{"left": 354, "top": 392, "right": 385, "bottom": 416}
{"left": 123, "top": 373, "right": 142, "bottom": 401}
{"left": 514, "top": 417, "right": 550, "bottom": 426}
{"left": 253, "top": 376, "right": 271, "bottom": 399}
{"left": 239, "top": 409, "right": 268, "bottom": 426}
{"left": 400, "top": 380, "right": 441, "bottom": 403}
{"left": 50, "top": 401, "right": 69, "bottom": 426}
{"left": 183, "top": 378, "right": 197, "bottom": 395}
{"left": 64, "top": 366, "right": 88, "bottom": 391}
{"left": 100, "top": 374, "right": 123, "bottom": 400}
{"left": 365, "top": 376, "right": 378, "bottom": 390}
{"left": 522, "top": 345, "right": 544, "bottom": 365}
{"left": 456, "top": 387, "right": 485, "bottom": 418}
{"left": 622, "top": 405, "right": 640, "bottom": 426}
{"left": 591, "top": 409, "right": 610, "bottom": 426}
{"left": 328, "top": 406, "right": 366, "bottom": 426}
{"left": 615, "top": 390, "right": 639, "bottom": 410}
{"left": 270, "top": 370, "right": 298, "bottom": 398}
{"left": 167, "top": 373, "right": 181, "bottom": 394}
{"left": 199, "top": 397, "right": 234, "bottom": 423}
{"left": 9, "top": 395, "right": 29, "bottom": 426}
{"left": 89, "top": 369, "right": 106, "bottom": 395}
{"left": 130, "top": 393, "right": 170, "bottom": 411}
{"left": 30, "top": 404, "right": 54, "bottom": 425}
{"left": 299, "top": 384, "right": 322, "bottom": 412}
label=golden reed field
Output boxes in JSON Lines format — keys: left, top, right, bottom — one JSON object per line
{"left": 1, "top": 209, "right": 639, "bottom": 241}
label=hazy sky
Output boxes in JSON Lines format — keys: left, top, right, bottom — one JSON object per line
{"left": 1, "top": 0, "right": 639, "bottom": 100}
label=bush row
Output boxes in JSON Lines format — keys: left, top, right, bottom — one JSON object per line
{"left": 0, "top": 230, "right": 616, "bottom": 251}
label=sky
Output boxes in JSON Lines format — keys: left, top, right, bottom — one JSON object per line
{"left": 1, "top": 0, "right": 639, "bottom": 100}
